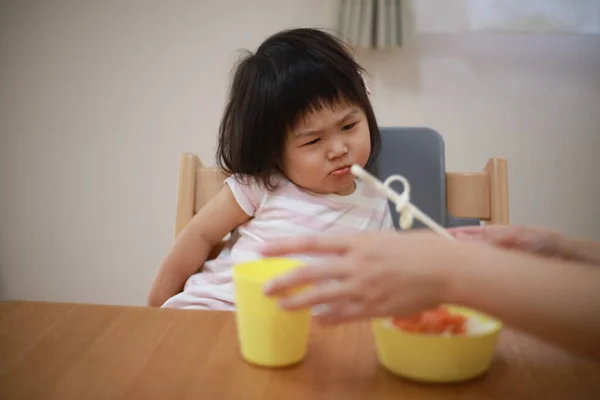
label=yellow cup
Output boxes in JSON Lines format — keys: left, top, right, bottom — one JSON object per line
{"left": 233, "top": 257, "right": 311, "bottom": 367}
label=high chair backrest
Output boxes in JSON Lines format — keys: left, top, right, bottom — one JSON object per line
{"left": 174, "top": 129, "right": 509, "bottom": 237}
{"left": 174, "top": 154, "right": 228, "bottom": 237}
{"left": 376, "top": 127, "right": 509, "bottom": 229}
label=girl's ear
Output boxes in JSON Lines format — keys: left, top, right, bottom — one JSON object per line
{"left": 360, "top": 71, "right": 371, "bottom": 95}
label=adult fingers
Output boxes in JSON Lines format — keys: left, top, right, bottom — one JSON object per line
{"left": 315, "top": 300, "right": 366, "bottom": 325}
{"left": 278, "top": 280, "right": 357, "bottom": 311}
{"left": 260, "top": 234, "right": 358, "bottom": 257}
{"left": 262, "top": 260, "right": 348, "bottom": 296}
{"left": 450, "top": 225, "right": 516, "bottom": 244}
{"left": 447, "top": 226, "right": 485, "bottom": 236}
{"left": 447, "top": 227, "right": 487, "bottom": 242}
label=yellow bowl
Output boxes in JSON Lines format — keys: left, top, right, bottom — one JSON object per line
{"left": 371, "top": 305, "right": 502, "bottom": 383}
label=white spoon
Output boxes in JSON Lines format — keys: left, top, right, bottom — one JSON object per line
{"left": 350, "top": 165, "right": 455, "bottom": 241}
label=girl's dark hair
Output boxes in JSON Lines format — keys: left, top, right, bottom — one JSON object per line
{"left": 216, "top": 28, "right": 381, "bottom": 189}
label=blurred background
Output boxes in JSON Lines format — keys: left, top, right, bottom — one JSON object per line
{"left": 1, "top": 0, "right": 599, "bottom": 306}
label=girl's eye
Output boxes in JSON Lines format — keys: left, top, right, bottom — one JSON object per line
{"left": 303, "top": 138, "right": 320, "bottom": 146}
{"left": 342, "top": 122, "right": 358, "bottom": 131}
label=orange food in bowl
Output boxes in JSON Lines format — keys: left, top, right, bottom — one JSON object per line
{"left": 391, "top": 306, "right": 467, "bottom": 335}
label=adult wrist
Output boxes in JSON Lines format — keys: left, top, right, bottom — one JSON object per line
{"left": 438, "top": 242, "right": 482, "bottom": 308}
{"left": 555, "top": 234, "right": 576, "bottom": 260}
{"left": 559, "top": 235, "right": 600, "bottom": 265}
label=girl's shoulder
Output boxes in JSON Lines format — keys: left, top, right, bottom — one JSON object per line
{"left": 225, "top": 173, "right": 289, "bottom": 193}
{"left": 224, "top": 173, "right": 292, "bottom": 216}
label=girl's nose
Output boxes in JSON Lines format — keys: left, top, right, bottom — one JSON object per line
{"left": 327, "top": 140, "right": 349, "bottom": 160}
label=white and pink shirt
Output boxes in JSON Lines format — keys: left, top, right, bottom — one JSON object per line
{"left": 161, "top": 174, "right": 394, "bottom": 310}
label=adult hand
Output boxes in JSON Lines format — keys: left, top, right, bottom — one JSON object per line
{"left": 261, "top": 227, "right": 600, "bottom": 362}
{"left": 261, "top": 231, "right": 466, "bottom": 324}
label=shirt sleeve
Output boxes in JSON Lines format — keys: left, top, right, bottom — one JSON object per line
{"left": 225, "top": 175, "right": 266, "bottom": 217}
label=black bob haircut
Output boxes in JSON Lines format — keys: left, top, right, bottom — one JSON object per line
{"left": 216, "top": 28, "right": 381, "bottom": 190}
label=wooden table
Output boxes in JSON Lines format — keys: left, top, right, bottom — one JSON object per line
{"left": 1, "top": 301, "right": 598, "bottom": 399}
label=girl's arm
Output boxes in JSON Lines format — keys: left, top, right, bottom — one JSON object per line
{"left": 449, "top": 243, "right": 600, "bottom": 361}
{"left": 147, "top": 185, "right": 250, "bottom": 307}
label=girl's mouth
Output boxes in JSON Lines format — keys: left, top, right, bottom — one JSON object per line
{"left": 331, "top": 166, "right": 351, "bottom": 177}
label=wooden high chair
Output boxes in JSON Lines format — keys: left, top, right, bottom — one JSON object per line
{"left": 173, "top": 153, "right": 509, "bottom": 243}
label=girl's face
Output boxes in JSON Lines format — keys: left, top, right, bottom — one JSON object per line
{"left": 282, "top": 103, "right": 371, "bottom": 196}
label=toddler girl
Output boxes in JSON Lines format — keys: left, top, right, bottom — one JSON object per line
{"left": 148, "top": 28, "right": 394, "bottom": 309}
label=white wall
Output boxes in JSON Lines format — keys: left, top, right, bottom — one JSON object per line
{"left": 1, "top": 0, "right": 599, "bottom": 305}
{"left": 412, "top": 0, "right": 600, "bottom": 34}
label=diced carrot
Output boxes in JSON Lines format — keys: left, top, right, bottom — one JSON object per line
{"left": 407, "top": 314, "right": 422, "bottom": 324}
{"left": 436, "top": 307, "right": 451, "bottom": 317}
{"left": 391, "top": 306, "right": 468, "bottom": 336}
{"left": 451, "top": 324, "right": 466, "bottom": 335}
{"left": 402, "top": 324, "right": 421, "bottom": 333}
{"left": 420, "top": 313, "right": 439, "bottom": 325}
{"left": 423, "top": 322, "right": 445, "bottom": 334}
{"left": 391, "top": 319, "right": 409, "bottom": 329}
